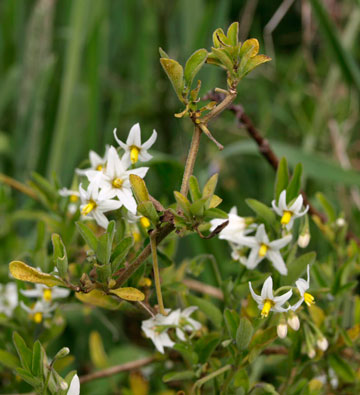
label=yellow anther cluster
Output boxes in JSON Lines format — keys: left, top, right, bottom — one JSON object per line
{"left": 304, "top": 292, "right": 315, "bottom": 306}
{"left": 132, "top": 231, "right": 141, "bottom": 242}
{"left": 82, "top": 200, "right": 97, "bottom": 215}
{"left": 43, "top": 289, "right": 52, "bottom": 302}
{"left": 112, "top": 178, "right": 124, "bottom": 188}
{"left": 96, "top": 164, "right": 103, "bottom": 171}
{"left": 281, "top": 210, "right": 292, "bottom": 225}
{"left": 140, "top": 216, "right": 151, "bottom": 228}
{"left": 130, "top": 146, "right": 140, "bottom": 164}
{"left": 70, "top": 194, "right": 79, "bottom": 203}
{"left": 261, "top": 299, "right": 274, "bottom": 318}
{"left": 33, "top": 312, "right": 43, "bottom": 324}
{"left": 259, "top": 243, "right": 268, "bottom": 257}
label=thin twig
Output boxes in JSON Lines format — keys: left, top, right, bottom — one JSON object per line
{"left": 0, "top": 173, "right": 38, "bottom": 200}
{"left": 79, "top": 356, "right": 156, "bottom": 384}
{"left": 183, "top": 278, "right": 223, "bottom": 300}
{"left": 150, "top": 231, "right": 166, "bottom": 315}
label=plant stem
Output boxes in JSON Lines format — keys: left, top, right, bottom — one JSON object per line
{"left": 201, "top": 88, "right": 237, "bottom": 123}
{"left": 150, "top": 231, "right": 166, "bottom": 315}
{"left": 0, "top": 173, "right": 38, "bottom": 200}
{"left": 192, "top": 364, "right": 232, "bottom": 394}
{"left": 180, "top": 125, "right": 201, "bottom": 196}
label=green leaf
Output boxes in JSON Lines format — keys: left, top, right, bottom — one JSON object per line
{"left": 245, "top": 198, "right": 277, "bottom": 228}
{"left": 227, "top": 22, "right": 239, "bottom": 46}
{"left": 15, "top": 367, "right": 42, "bottom": 387}
{"left": 282, "top": 252, "right": 316, "bottom": 285}
{"left": 110, "top": 287, "right": 145, "bottom": 301}
{"left": 160, "top": 58, "right": 185, "bottom": 102}
{"left": 328, "top": 354, "right": 356, "bottom": 382}
{"left": 195, "top": 333, "right": 221, "bottom": 363}
{"left": 129, "top": 174, "right": 150, "bottom": 203}
{"left": 163, "top": 370, "right": 196, "bottom": 383}
{"left": 137, "top": 201, "right": 159, "bottom": 225}
{"left": 286, "top": 163, "right": 303, "bottom": 202}
{"left": 13, "top": 332, "right": 32, "bottom": 371}
{"left": 190, "top": 198, "right": 207, "bottom": 217}
{"left": 239, "top": 38, "right": 259, "bottom": 58}
{"left": 173, "top": 343, "right": 198, "bottom": 365}
{"left": 248, "top": 326, "right": 277, "bottom": 363}
{"left": 51, "top": 234, "right": 68, "bottom": 279}
{"left": 96, "top": 220, "right": 116, "bottom": 265}
{"left": 202, "top": 173, "right": 218, "bottom": 199}
{"left": 174, "top": 191, "right": 191, "bottom": 217}
{"left": 9, "top": 261, "right": 64, "bottom": 287}
{"left": 76, "top": 221, "right": 98, "bottom": 251}
{"left": 204, "top": 208, "right": 228, "bottom": 220}
{"left": 30, "top": 172, "right": 58, "bottom": 203}
{"left": 89, "top": 331, "right": 109, "bottom": 369}
{"left": 187, "top": 294, "right": 222, "bottom": 329}
{"left": 158, "top": 47, "right": 169, "bottom": 59}
{"left": 189, "top": 175, "right": 202, "bottom": 202}
{"left": 211, "top": 48, "right": 234, "bottom": 72}
{"left": 224, "top": 308, "right": 239, "bottom": 340}
{"left": 184, "top": 48, "right": 207, "bottom": 89}
{"left": 212, "top": 28, "right": 229, "bottom": 48}
{"left": 0, "top": 350, "right": 20, "bottom": 369}
{"left": 236, "top": 317, "right": 254, "bottom": 351}
{"left": 111, "top": 236, "right": 133, "bottom": 273}
{"left": 75, "top": 289, "right": 120, "bottom": 310}
{"left": 316, "top": 192, "right": 336, "bottom": 222}
{"left": 31, "top": 340, "right": 44, "bottom": 378}
{"left": 275, "top": 157, "right": 289, "bottom": 201}
{"left": 239, "top": 54, "right": 271, "bottom": 78}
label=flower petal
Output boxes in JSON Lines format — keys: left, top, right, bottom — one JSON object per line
{"left": 142, "top": 129, "right": 157, "bottom": 150}
{"left": 267, "top": 250, "right": 288, "bottom": 275}
{"left": 261, "top": 276, "right": 274, "bottom": 300}
{"left": 273, "top": 289, "right": 292, "bottom": 306}
{"left": 269, "top": 234, "right": 292, "bottom": 250}
{"left": 289, "top": 194, "right": 303, "bottom": 213}
{"left": 248, "top": 282, "right": 263, "bottom": 305}
{"left": 278, "top": 190, "right": 287, "bottom": 210}
{"left": 127, "top": 123, "right": 141, "bottom": 146}
{"left": 113, "top": 128, "right": 128, "bottom": 150}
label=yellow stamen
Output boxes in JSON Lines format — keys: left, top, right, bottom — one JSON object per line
{"left": 43, "top": 289, "right": 52, "bottom": 302}
{"left": 70, "top": 194, "right": 78, "bottom": 203}
{"left": 281, "top": 210, "right": 292, "bottom": 225}
{"left": 259, "top": 243, "right": 268, "bottom": 257}
{"left": 139, "top": 277, "right": 152, "bottom": 287}
{"left": 132, "top": 231, "right": 141, "bottom": 242}
{"left": 130, "top": 146, "right": 140, "bottom": 164}
{"left": 82, "top": 200, "right": 97, "bottom": 215}
{"left": 112, "top": 178, "right": 123, "bottom": 188}
{"left": 140, "top": 216, "right": 151, "bottom": 228}
{"left": 33, "top": 312, "right": 43, "bottom": 324}
{"left": 304, "top": 292, "right": 315, "bottom": 306}
{"left": 96, "top": 164, "right": 103, "bottom": 171}
{"left": 261, "top": 299, "right": 274, "bottom": 318}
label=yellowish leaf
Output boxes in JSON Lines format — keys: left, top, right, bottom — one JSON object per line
{"left": 89, "top": 331, "right": 108, "bottom": 369}
{"left": 110, "top": 287, "right": 145, "bottom": 302}
{"left": 129, "top": 371, "right": 149, "bottom": 395}
{"left": 9, "top": 261, "right": 64, "bottom": 287}
{"left": 75, "top": 289, "right": 120, "bottom": 310}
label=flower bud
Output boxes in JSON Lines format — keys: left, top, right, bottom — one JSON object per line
{"left": 287, "top": 314, "right": 300, "bottom": 331}
{"left": 60, "top": 381, "right": 68, "bottom": 390}
{"left": 54, "top": 347, "right": 70, "bottom": 360}
{"left": 317, "top": 336, "right": 328, "bottom": 351}
{"left": 336, "top": 218, "right": 345, "bottom": 227}
{"left": 307, "top": 348, "right": 316, "bottom": 358}
{"left": 277, "top": 323, "right": 288, "bottom": 339}
{"left": 298, "top": 231, "right": 310, "bottom": 248}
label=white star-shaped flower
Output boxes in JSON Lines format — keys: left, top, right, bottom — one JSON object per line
{"left": 20, "top": 300, "right": 57, "bottom": 323}
{"left": 210, "top": 207, "right": 256, "bottom": 244}
{"left": 172, "top": 306, "right": 202, "bottom": 341}
{"left": 114, "top": 123, "right": 157, "bottom": 165}
{"left": 240, "top": 224, "right": 292, "bottom": 275}
{"left": 141, "top": 310, "right": 177, "bottom": 354}
{"left": 86, "top": 146, "right": 148, "bottom": 214}
{"left": 67, "top": 374, "right": 80, "bottom": 395}
{"left": 272, "top": 190, "right": 309, "bottom": 230}
{"left": 21, "top": 284, "right": 70, "bottom": 303}
{"left": 291, "top": 264, "right": 315, "bottom": 311}
{"left": 76, "top": 146, "right": 110, "bottom": 176}
{"left": 79, "top": 182, "right": 122, "bottom": 229}
{"left": 249, "top": 276, "right": 293, "bottom": 317}
{"left": 0, "top": 283, "right": 18, "bottom": 317}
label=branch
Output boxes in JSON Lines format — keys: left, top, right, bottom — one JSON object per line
{"left": 0, "top": 173, "right": 38, "bottom": 201}
{"left": 79, "top": 356, "right": 156, "bottom": 384}
{"left": 183, "top": 278, "right": 223, "bottom": 300}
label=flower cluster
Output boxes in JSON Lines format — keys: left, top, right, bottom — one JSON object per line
{"left": 141, "top": 307, "right": 201, "bottom": 354}
{"left": 59, "top": 123, "right": 157, "bottom": 229}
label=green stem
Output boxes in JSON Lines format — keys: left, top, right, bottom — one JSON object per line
{"left": 192, "top": 364, "right": 232, "bottom": 394}
{"left": 180, "top": 125, "right": 201, "bottom": 196}
{"left": 150, "top": 231, "right": 166, "bottom": 315}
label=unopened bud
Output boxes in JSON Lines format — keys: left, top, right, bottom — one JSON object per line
{"left": 60, "top": 381, "right": 68, "bottom": 390}
{"left": 317, "top": 336, "right": 328, "bottom": 351}
{"left": 277, "top": 323, "right": 288, "bottom": 339}
{"left": 336, "top": 218, "right": 345, "bottom": 227}
{"left": 307, "top": 348, "right": 316, "bottom": 358}
{"left": 54, "top": 347, "right": 70, "bottom": 360}
{"left": 287, "top": 314, "right": 300, "bottom": 331}
{"left": 298, "top": 232, "right": 310, "bottom": 248}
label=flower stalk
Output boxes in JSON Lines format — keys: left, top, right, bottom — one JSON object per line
{"left": 150, "top": 231, "right": 166, "bottom": 315}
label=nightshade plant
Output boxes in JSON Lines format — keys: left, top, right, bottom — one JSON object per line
{"left": 2, "top": 22, "right": 360, "bottom": 394}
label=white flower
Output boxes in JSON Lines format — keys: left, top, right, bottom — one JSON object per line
{"left": 240, "top": 224, "right": 292, "bottom": 275}
{"left": 174, "top": 306, "right": 202, "bottom": 341}
{"left": 114, "top": 123, "right": 157, "bottom": 165}
{"left": 287, "top": 314, "right": 300, "bottom": 331}
{"left": 21, "top": 284, "right": 70, "bottom": 303}
{"left": 297, "top": 231, "right": 310, "bottom": 248}
{"left": 20, "top": 300, "right": 56, "bottom": 323}
{"left": 291, "top": 264, "right": 314, "bottom": 311}
{"left": 79, "top": 182, "right": 122, "bottom": 229}
{"left": 86, "top": 146, "right": 148, "bottom": 214}
{"left": 59, "top": 188, "right": 80, "bottom": 214}
{"left": 210, "top": 207, "right": 256, "bottom": 245}
{"left": 76, "top": 146, "right": 109, "bottom": 176}
{"left": 272, "top": 190, "right": 309, "bottom": 230}
{"left": 0, "top": 283, "right": 18, "bottom": 317}
{"left": 67, "top": 374, "right": 80, "bottom": 395}
{"left": 249, "top": 276, "right": 293, "bottom": 318}
{"left": 277, "top": 322, "right": 288, "bottom": 339}
{"left": 141, "top": 310, "right": 177, "bottom": 354}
